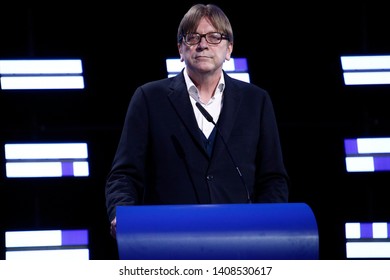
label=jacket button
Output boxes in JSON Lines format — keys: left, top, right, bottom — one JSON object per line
{"left": 206, "top": 175, "right": 213, "bottom": 180}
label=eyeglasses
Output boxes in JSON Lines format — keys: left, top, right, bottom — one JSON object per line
{"left": 182, "top": 32, "right": 229, "bottom": 45}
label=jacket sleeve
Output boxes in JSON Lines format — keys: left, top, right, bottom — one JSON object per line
{"left": 253, "top": 90, "right": 289, "bottom": 203}
{"left": 105, "top": 87, "right": 149, "bottom": 221}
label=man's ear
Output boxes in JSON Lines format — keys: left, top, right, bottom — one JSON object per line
{"left": 178, "top": 44, "right": 184, "bottom": 62}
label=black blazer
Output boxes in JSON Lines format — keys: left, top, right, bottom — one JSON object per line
{"left": 105, "top": 70, "right": 289, "bottom": 221}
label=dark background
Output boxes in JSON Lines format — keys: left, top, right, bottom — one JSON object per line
{"left": 1, "top": 1, "right": 389, "bottom": 259}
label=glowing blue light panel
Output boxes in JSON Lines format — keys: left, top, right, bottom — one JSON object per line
{"left": 345, "top": 222, "right": 390, "bottom": 259}
{"left": 5, "top": 143, "right": 89, "bottom": 178}
{"left": 0, "top": 59, "right": 84, "bottom": 90}
{"left": 5, "top": 229, "right": 89, "bottom": 260}
{"left": 166, "top": 57, "right": 250, "bottom": 82}
{"left": 340, "top": 55, "right": 390, "bottom": 85}
{"left": 344, "top": 137, "right": 390, "bottom": 172}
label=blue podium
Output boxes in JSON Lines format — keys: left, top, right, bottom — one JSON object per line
{"left": 116, "top": 203, "right": 318, "bottom": 260}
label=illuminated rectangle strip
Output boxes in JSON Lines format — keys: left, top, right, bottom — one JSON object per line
{"left": 4, "top": 143, "right": 89, "bottom": 178}
{"left": 341, "top": 55, "right": 390, "bottom": 70}
{"left": 346, "top": 222, "right": 390, "bottom": 239}
{"left": 6, "top": 229, "right": 88, "bottom": 248}
{"left": 6, "top": 161, "right": 89, "bottom": 177}
{"left": 346, "top": 242, "right": 390, "bottom": 258}
{"left": 5, "top": 229, "right": 89, "bottom": 260}
{"left": 232, "top": 58, "right": 248, "bottom": 72}
{"left": 226, "top": 73, "right": 250, "bottom": 83}
{"left": 62, "top": 230, "right": 88, "bottom": 246}
{"left": 1, "top": 76, "right": 84, "bottom": 89}
{"left": 6, "top": 230, "right": 62, "bottom": 247}
{"left": 0, "top": 59, "right": 83, "bottom": 74}
{"left": 345, "top": 156, "right": 390, "bottom": 172}
{"left": 374, "top": 157, "right": 390, "bottom": 171}
{"left": 166, "top": 58, "right": 185, "bottom": 73}
{"left": 0, "top": 59, "right": 84, "bottom": 90}
{"left": 340, "top": 55, "right": 390, "bottom": 85}
{"left": 343, "top": 71, "right": 390, "bottom": 85}
{"left": 345, "top": 156, "right": 374, "bottom": 172}
{"left": 5, "top": 143, "right": 88, "bottom": 159}
{"left": 366, "top": 222, "right": 389, "bottom": 238}
{"left": 222, "top": 58, "right": 248, "bottom": 72}
{"left": 345, "top": 222, "right": 390, "bottom": 259}
{"left": 6, "top": 162, "right": 64, "bottom": 177}
{"left": 345, "top": 223, "right": 360, "bottom": 238}
{"left": 6, "top": 249, "right": 89, "bottom": 260}
{"left": 344, "top": 137, "right": 390, "bottom": 172}
{"left": 356, "top": 138, "right": 390, "bottom": 154}
{"left": 344, "top": 139, "right": 358, "bottom": 154}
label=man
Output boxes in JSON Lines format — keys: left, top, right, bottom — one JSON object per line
{"left": 105, "top": 3, "right": 289, "bottom": 238}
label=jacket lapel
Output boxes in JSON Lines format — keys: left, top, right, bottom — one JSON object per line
{"left": 211, "top": 73, "right": 242, "bottom": 159}
{"left": 167, "top": 73, "right": 207, "bottom": 155}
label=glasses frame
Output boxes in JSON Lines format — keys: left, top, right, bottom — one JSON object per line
{"left": 182, "top": 32, "right": 230, "bottom": 46}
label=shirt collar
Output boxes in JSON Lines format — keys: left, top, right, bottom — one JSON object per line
{"left": 183, "top": 68, "right": 225, "bottom": 103}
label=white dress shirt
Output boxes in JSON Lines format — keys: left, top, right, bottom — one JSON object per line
{"left": 183, "top": 69, "right": 224, "bottom": 138}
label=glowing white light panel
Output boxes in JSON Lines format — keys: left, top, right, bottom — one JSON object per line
{"left": 344, "top": 137, "right": 390, "bottom": 172}
{"left": 340, "top": 55, "right": 390, "bottom": 85}
{"left": 4, "top": 143, "right": 89, "bottom": 178}
{"left": 166, "top": 57, "right": 250, "bottom": 82}
{"left": 345, "top": 222, "right": 390, "bottom": 259}
{"left": 0, "top": 59, "right": 84, "bottom": 90}
{"left": 5, "top": 229, "right": 89, "bottom": 260}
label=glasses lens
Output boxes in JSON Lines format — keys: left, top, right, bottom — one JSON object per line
{"left": 185, "top": 34, "right": 200, "bottom": 45}
{"left": 206, "top": 33, "right": 222, "bottom": 44}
